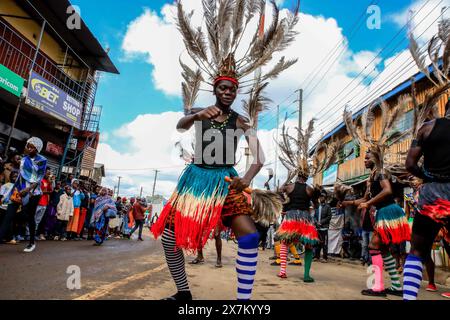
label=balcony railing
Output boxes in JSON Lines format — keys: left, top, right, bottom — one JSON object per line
{"left": 0, "top": 18, "right": 97, "bottom": 126}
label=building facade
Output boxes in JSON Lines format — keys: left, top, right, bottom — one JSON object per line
{"left": 0, "top": 0, "right": 118, "bottom": 183}
{"left": 312, "top": 69, "right": 448, "bottom": 192}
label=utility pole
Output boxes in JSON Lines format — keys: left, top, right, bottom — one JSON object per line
{"left": 274, "top": 105, "right": 280, "bottom": 190}
{"left": 298, "top": 88, "right": 303, "bottom": 136}
{"left": 140, "top": 186, "right": 143, "bottom": 198}
{"left": 117, "top": 176, "right": 122, "bottom": 197}
{"left": 152, "top": 170, "right": 159, "bottom": 198}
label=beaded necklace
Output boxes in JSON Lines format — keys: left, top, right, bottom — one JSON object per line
{"left": 210, "top": 112, "right": 232, "bottom": 131}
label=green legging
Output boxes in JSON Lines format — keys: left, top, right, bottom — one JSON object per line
{"left": 304, "top": 249, "right": 314, "bottom": 282}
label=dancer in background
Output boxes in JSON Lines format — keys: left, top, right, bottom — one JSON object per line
{"left": 342, "top": 99, "right": 412, "bottom": 297}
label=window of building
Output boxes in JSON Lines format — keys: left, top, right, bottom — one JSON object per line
{"left": 339, "top": 140, "right": 360, "bottom": 163}
{"left": 394, "top": 109, "right": 414, "bottom": 133}
{"left": 388, "top": 109, "right": 414, "bottom": 144}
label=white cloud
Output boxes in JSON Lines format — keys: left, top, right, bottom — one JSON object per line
{"left": 388, "top": 0, "right": 450, "bottom": 43}
{"left": 96, "top": 111, "right": 188, "bottom": 197}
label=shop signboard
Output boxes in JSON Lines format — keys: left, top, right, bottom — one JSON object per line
{"left": 26, "top": 71, "right": 82, "bottom": 128}
{"left": 0, "top": 64, "right": 24, "bottom": 97}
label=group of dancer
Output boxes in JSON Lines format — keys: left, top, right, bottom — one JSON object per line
{"left": 149, "top": 0, "right": 450, "bottom": 301}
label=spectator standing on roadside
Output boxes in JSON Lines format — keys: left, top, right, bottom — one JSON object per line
{"left": 130, "top": 197, "right": 147, "bottom": 241}
{"left": 55, "top": 185, "right": 74, "bottom": 241}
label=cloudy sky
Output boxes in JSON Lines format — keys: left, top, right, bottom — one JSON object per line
{"left": 71, "top": 0, "right": 449, "bottom": 198}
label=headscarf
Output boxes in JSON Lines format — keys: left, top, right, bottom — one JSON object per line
{"left": 27, "top": 137, "right": 43, "bottom": 153}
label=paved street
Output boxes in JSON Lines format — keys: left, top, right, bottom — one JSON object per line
{"left": 1, "top": 229, "right": 449, "bottom": 300}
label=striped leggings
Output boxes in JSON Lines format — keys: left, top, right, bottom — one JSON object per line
{"left": 161, "top": 228, "right": 190, "bottom": 292}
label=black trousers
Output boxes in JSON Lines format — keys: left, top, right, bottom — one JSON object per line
{"left": 131, "top": 219, "right": 144, "bottom": 239}
{"left": 23, "top": 196, "right": 41, "bottom": 245}
{"left": 0, "top": 203, "right": 19, "bottom": 241}
{"left": 315, "top": 229, "right": 329, "bottom": 260}
{"left": 255, "top": 222, "right": 269, "bottom": 249}
{"left": 55, "top": 220, "right": 68, "bottom": 238}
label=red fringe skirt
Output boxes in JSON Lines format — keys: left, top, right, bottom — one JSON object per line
{"left": 276, "top": 210, "right": 319, "bottom": 245}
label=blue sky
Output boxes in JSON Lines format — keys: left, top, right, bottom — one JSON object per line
{"left": 66, "top": 0, "right": 447, "bottom": 196}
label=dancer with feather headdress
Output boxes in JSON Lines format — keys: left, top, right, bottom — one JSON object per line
{"left": 150, "top": 0, "right": 299, "bottom": 300}
{"left": 340, "top": 96, "right": 412, "bottom": 297}
{"left": 402, "top": 15, "right": 450, "bottom": 300}
{"left": 274, "top": 118, "right": 341, "bottom": 281}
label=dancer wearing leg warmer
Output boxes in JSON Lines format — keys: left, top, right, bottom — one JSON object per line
{"left": 403, "top": 87, "right": 450, "bottom": 300}
{"left": 236, "top": 232, "right": 259, "bottom": 300}
{"left": 341, "top": 151, "right": 410, "bottom": 297}
{"left": 150, "top": 0, "right": 298, "bottom": 300}
{"left": 275, "top": 175, "right": 320, "bottom": 281}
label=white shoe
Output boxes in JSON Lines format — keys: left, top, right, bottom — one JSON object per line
{"left": 39, "top": 235, "right": 46, "bottom": 241}
{"left": 24, "top": 244, "right": 36, "bottom": 253}
{"left": 54, "top": 236, "right": 60, "bottom": 241}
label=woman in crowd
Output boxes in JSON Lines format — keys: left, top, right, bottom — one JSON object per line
{"left": 91, "top": 188, "right": 117, "bottom": 245}
{"left": 66, "top": 179, "right": 85, "bottom": 240}
{"left": 0, "top": 152, "right": 21, "bottom": 185}
{"left": 55, "top": 185, "right": 74, "bottom": 241}
{"left": 0, "top": 171, "right": 19, "bottom": 244}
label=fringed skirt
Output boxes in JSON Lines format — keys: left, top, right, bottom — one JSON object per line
{"left": 275, "top": 210, "right": 319, "bottom": 245}
{"left": 150, "top": 164, "right": 253, "bottom": 251}
{"left": 374, "top": 203, "right": 411, "bottom": 245}
{"left": 418, "top": 182, "right": 450, "bottom": 223}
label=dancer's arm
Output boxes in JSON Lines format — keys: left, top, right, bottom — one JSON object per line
{"left": 176, "top": 107, "right": 222, "bottom": 131}
{"left": 358, "top": 176, "right": 392, "bottom": 210}
{"left": 342, "top": 183, "right": 369, "bottom": 207}
{"left": 229, "top": 116, "right": 265, "bottom": 192}
{"left": 405, "top": 122, "right": 434, "bottom": 179}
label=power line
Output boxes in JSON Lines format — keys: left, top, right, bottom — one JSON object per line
{"left": 302, "top": 0, "right": 378, "bottom": 98}
{"left": 262, "top": 7, "right": 448, "bottom": 170}
{"left": 258, "top": 0, "right": 378, "bottom": 129}
{"left": 311, "top": 0, "right": 444, "bottom": 136}
{"left": 313, "top": 4, "right": 447, "bottom": 139}
{"left": 309, "top": 0, "right": 436, "bottom": 123}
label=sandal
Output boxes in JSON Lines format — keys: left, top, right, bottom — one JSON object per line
{"left": 189, "top": 258, "right": 204, "bottom": 265}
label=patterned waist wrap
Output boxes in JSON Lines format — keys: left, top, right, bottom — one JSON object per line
{"left": 150, "top": 164, "right": 253, "bottom": 251}
{"left": 374, "top": 203, "right": 411, "bottom": 245}
{"left": 275, "top": 210, "right": 319, "bottom": 245}
{"left": 418, "top": 182, "right": 450, "bottom": 224}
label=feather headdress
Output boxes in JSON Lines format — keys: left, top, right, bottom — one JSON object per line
{"left": 343, "top": 96, "right": 411, "bottom": 180}
{"left": 277, "top": 118, "right": 346, "bottom": 185}
{"left": 333, "top": 181, "right": 354, "bottom": 202}
{"left": 177, "top": 0, "right": 300, "bottom": 114}
{"left": 408, "top": 12, "right": 450, "bottom": 136}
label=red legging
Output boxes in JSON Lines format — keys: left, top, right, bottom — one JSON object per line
{"left": 77, "top": 208, "right": 87, "bottom": 235}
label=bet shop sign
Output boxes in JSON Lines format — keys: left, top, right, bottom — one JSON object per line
{"left": 25, "top": 71, "right": 82, "bottom": 128}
